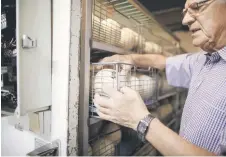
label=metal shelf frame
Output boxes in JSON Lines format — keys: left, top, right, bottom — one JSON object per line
{"left": 92, "top": 41, "right": 132, "bottom": 54}
{"left": 158, "top": 91, "right": 178, "bottom": 101}
{"left": 79, "top": 0, "right": 185, "bottom": 156}
{"left": 79, "top": 0, "right": 92, "bottom": 155}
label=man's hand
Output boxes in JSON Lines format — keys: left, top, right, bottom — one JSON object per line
{"left": 93, "top": 86, "right": 149, "bottom": 130}
{"left": 100, "top": 54, "right": 134, "bottom": 65}
{"left": 98, "top": 54, "right": 135, "bottom": 71}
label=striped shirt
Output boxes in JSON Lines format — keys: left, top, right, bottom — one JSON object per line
{"left": 166, "top": 46, "right": 226, "bottom": 155}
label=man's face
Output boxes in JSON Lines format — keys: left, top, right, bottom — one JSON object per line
{"left": 182, "top": 0, "right": 226, "bottom": 51}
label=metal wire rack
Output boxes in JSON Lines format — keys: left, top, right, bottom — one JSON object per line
{"left": 92, "top": 0, "right": 180, "bottom": 54}
{"left": 90, "top": 62, "right": 158, "bottom": 117}
{"left": 89, "top": 123, "right": 122, "bottom": 156}
{"left": 89, "top": 133, "right": 120, "bottom": 156}
{"left": 88, "top": 121, "right": 147, "bottom": 156}
{"left": 92, "top": 0, "right": 120, "bottom": 46}
{"left": 92, "top": 0, "right": 159, "bottom": 53}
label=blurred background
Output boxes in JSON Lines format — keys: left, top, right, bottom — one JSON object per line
{"left": 139, "top": 0, "right": 201, "bottom": 52}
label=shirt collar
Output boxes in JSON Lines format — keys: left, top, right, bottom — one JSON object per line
{"left": 218, "top": 46, "right": 226, "bottom": 61}
{"left": 204, "top": 46, "right": 226, "bottom": 61}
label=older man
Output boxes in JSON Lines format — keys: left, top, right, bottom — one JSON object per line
{"left": 94, "top": 0, "right": 226, "bottom": 155}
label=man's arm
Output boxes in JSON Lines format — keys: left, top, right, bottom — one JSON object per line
{"left": 100, "top": 54, "right": 167, "bottom": 70}
{"left": 130, "top": 54, "right": 166, "bottom": 70}
{"left": 146, "top": 118, "right": 216, "bottom": 156}
{"left": 131, "top": 53, "right": 201, "bottom": 88}
{"left": 94, "top": 86, "right": 216, "bottom": 156}
{"left": 101, "top": 53, "right": 202, "bottom": 88}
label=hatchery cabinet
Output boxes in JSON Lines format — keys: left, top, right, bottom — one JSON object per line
{"left": 1, "top": 0, "right": 52, "bottom": 116}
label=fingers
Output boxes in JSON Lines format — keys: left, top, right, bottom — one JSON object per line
{"left": 95, "top": 104, "right": 111, "bottom": 115}
{"left": 96, "top": 56, "right": 117, "bottom": 70}
{"left": 102, "top": 86, "right": 122, "bottom": 99}
{"left": 95, "top": 55, "right": 133, "bottom": 71}
{"left": 96, "top": 110, "right": 112, "bottom": 121}
{"left": 99, "top": 55, "right": 129, "bottom": 64}
{"left": 93, "top": 94, "right": 112, "bottom": 109}
{"left": 100, "top": 55, "right": 118, "bottom": 63}
{"left": 94, "top": 94, "right": 112, "bottom": 120}
{"left": 94, "top": 93, "right": 112, "bottom": 109}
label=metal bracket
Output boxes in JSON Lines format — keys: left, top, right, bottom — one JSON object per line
{"left": 22, "top": 35, "right": 37, "bottom": 49}
{"left": 14, "top": 123, "right": 24, "bottom": 131}
{"left": 27, "top": 140, "right": 61, "bottom": 156}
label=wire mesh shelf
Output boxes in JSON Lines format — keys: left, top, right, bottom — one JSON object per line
{"left": 92, "top": 0, "right": 163, "bottom": 54}
{"left": 90, "top": 62, "right": 158, "bottom": 117}
{"left": 88, "top": 121, "right": 147, "bottom": 156}
{"left": 92, "top": 0, "right": 180, "bottom": 55}
{"left": 89, "top": 122, "right": 122, "bottom": 156}
{"left": 89, "top": 135, "right": 118, "bottom": 156}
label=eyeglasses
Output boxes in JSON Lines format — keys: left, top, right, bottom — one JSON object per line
{"left": 182, "top": 0, "right": 213, "bottom": 19}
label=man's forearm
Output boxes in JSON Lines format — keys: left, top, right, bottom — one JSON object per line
{"left": 146, "top": 118, "right": 216, "bottom": 156}
{"left": 130, "top": 54, "right": 166, "bottom": 70}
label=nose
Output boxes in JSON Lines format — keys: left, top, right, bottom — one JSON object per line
{"left": 182, "top": 11, "right": 195, "bottom": 26}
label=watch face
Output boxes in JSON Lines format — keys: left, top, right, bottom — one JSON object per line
{"left": 139, "top": 122, "right": 147, "bottom": 134}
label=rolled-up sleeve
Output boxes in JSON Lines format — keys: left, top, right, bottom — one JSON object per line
{"left": 166, "top": 53, "right": 203, "bottom": 88}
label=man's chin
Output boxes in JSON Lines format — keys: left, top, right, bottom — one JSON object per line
{"left": 192, "top": 39, "right": 215, "bottom": 52}
{"left": 192, "top": 38, "right": 202, "bottom": 47}
{"left": 192, "top": 40, "right": 200, "bottom": 47}
{"left": 192, "top": 36, "right": 212, "bottom": 50}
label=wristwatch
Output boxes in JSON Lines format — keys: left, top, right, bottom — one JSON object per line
{"left": 137, "top": 114, "right": 155, "bottom": 142}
